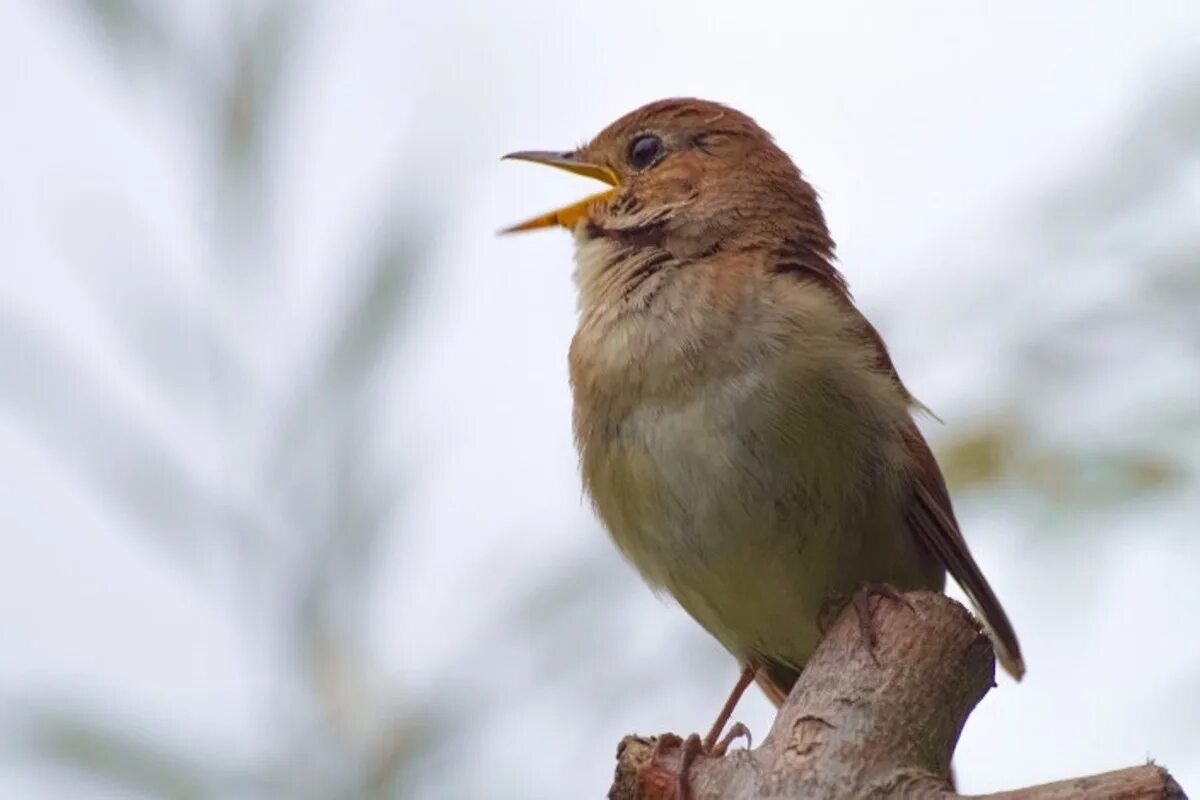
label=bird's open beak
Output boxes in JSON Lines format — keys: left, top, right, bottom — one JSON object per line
{"left": 500, "top": 151, "right": 619, "bottom": 234}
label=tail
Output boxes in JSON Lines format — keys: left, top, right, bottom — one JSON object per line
{"left": 904, "top": 427, "right": 1025, "bottom": 679}
{"left": 753, "top": 658, "right": 801, "bottom": 707}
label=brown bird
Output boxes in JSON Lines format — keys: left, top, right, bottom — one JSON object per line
{"left": 502, "top": 98, "right": 1023, "bottom": 786}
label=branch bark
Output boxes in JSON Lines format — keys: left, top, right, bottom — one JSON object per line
{"left": 608, "top": 591, "right": 1185, "bottom": 800}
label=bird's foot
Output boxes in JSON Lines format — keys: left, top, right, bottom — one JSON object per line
{"left": 637, "top": 724, "right": 752, "bottom": 800}
{"left": 849, "top": 582, "right": 915, "bottom": 661}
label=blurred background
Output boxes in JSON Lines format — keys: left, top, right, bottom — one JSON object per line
{"left": 1, "top": 1, "right": 1198, "bottom": 797}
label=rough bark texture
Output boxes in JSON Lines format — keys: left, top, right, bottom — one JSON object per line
{"left": 609, "top": 591, "right": 1185, "bottom": 800}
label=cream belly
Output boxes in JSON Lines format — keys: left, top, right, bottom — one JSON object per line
{"left": 569, "top": 233, "right": 943, "bottom": 670}
{"left": 581, "top": 364, "right": 931, "bottom": 670}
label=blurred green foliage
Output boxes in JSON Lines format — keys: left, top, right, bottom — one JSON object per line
{"left": 940, "top": 417, "right": 1184, "bottom": 501}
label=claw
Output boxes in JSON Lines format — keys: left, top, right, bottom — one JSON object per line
{"left": 850, "top": 583, "right": 915, "bottom": 662}
{"left": 636, "top": 664, "right": 761, "bottom": 799}
{"left": 636, "top": 734, "right": 684, "bottom": 799}
{"left": 712, "top": 721, "right": 752, "bottom": 756}
{"left": 636, "top": 722, "right": 754, "bottom": 800}
{"left": 677, "top": 733, "right": 703, "bottom": 800}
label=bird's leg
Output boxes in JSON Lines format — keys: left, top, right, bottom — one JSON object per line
{"left": 850, "top": 582, "right": 915, "bottom": 658}
{"left": 637, "top": 664, "right": 758, "bottom": 800}
{"left": 701, "top": 662, "right": 757, "bottom": 751}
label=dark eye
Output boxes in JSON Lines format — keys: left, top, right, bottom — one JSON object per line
{"left": 627, "top": 134, "right": 664, "bottom": 169}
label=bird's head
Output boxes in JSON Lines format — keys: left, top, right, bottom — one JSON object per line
{"left": 502, "top": 98, "right": 833, "bottom": 267}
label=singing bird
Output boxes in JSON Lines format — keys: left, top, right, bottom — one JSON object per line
{"left": 501, "top": 98, "right": 1023, "bottom": 758}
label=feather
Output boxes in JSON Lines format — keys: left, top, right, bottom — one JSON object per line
{"left": 826, "top": 278, "right": 1026, "bottom": 680}
{"left": 753, "top": 657, "right": 801, "bottom": 708}
{"left": 902, "top": 426, "right": 1026, "bottom": 679}
{"left": 792, "top": 267, "right": 1026, "bottom": 680}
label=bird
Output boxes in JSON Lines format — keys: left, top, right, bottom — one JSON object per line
{"left": 501, "top": 98, "right": 1023, "bottom": 788}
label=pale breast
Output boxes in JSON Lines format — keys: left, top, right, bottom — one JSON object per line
{"left": 580, "top": 354, "right": 914, "bottom": 665}
{"left": 570, "top": 256, "right": 927, "bottom": 666}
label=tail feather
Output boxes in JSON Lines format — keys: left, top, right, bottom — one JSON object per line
{"left": 753, "top": 658, "right": 801, "bottom": 707}
{"left": 903, "top": 426, "right": 1025, "bottom": 679}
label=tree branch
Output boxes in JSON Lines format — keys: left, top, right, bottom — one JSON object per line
{"left": 608, "top": 591, "right": 1185, "bottom": 800}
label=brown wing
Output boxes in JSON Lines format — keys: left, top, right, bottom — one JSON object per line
{"left": 856, "top": 292, "right": 1026, "bottom": 679}
{"left": 773, "top": 262, "right": 1025, "bottom": 686}
{"left": 902, "top": 424, "right": 1025, "bottom": 679}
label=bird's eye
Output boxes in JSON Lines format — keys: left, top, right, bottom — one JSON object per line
{"left": 627, "top": 134, "right": 664, "bottom": 169}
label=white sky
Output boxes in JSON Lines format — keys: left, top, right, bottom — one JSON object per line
{"left": 2, "top": 1, "right": 1199, "bottom": 797}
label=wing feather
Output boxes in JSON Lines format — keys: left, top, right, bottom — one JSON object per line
{"left": 778, "top": 262, "right": 1025, "bottom": 679}
{"left": 902, "top": 425, "right": 1026, "bottom": 679}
